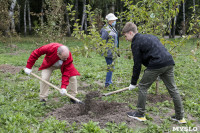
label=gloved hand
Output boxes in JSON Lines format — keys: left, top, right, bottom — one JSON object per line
{"left": 129, "top": 84, "right": 136, "bottom": 90}
{"left": 24, "top": 68, "right": 32, "bottom": 75}
{"left": 60, "top": 88, "right": 67, "bottom": 95}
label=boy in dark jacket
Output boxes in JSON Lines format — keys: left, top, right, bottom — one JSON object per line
{"left": 122, "top": 22, "right": 186, "bottom": 124}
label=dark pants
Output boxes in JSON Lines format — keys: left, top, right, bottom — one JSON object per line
{"left": 137, "top": 65, "right": 184, "bottom": 119}
{"left": 105, "top": 57, "right": 114, "bottom": 87}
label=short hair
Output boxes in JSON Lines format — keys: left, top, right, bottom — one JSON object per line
{"left": 57, "top": 46, "right": 68, "bottom": 55}
{"left": 122, "top": 22, "right": 138, "bottom": 34}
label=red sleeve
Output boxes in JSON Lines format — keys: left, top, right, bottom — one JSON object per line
{"left": 26, "top": 45, "right": 49, "bottom": 69}
{"left": 61, "top": 73, "right": 70, "bottom": 89}
{"left": 60, "top": 52, "right": 74, "bottom": 89}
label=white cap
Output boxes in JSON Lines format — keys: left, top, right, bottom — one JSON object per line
{"left": 106, "top": 13, "right": 118, "bottom": 21}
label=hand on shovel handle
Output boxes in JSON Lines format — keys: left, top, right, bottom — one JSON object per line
{"left": 24, "top": 68, "right": 83, "bottom": 104}
{"left": 103, "top": 85, "right": 138, "bottom": 96}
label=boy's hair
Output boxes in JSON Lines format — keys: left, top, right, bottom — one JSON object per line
{"left": 122, "top": 22, "right": 138, "bottom": 34}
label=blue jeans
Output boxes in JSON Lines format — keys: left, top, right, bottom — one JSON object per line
{"left": 105, "top": 57, "right": 114, "bottom": 87}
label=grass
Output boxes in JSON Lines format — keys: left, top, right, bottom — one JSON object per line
{"left": 0, "top": 36, "right": 200, "bottom": 132}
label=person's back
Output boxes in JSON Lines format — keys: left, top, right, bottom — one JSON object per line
{"left": 131, "top": 33, "right": 175, "bottom": 69}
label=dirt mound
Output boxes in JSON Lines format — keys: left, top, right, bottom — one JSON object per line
{"left": 0, "top": 64, "right": 22, "bottom": 74}
{"left": 46, "top": 91, "right": 199, "bottom": 129}
{"left": 147, "top": 93, "right": 171, "bottom": 103}
{"left": 46, "top": 91, "right": 135, "bottom": 127}
{"left": 47, "top": 100, "right": 132, "bottom": 128}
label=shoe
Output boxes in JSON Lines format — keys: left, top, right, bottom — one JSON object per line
{"left": 40, "top": 99, "right": 46, "bottom": 106}
{"left": 127, "top": 111, "right": 147, "bottom": 122}
{"left": 70, "top": 98, "right": 77, "bottom": 104}
{"left": 104, "top": 84, "right": 110, "bottom": 89}
{"left": 171, "top": 115, "right": 187, "bottom": 124}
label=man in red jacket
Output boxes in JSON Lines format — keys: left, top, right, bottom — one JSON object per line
{"left": 24, "top": 43, "right": 80, "bottom": 104}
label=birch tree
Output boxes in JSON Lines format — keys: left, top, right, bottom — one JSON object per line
{"left": 24, "top": 0, "right": 27, "bottom": 36}
{"left": 193, "top": 0, "right": 196, "bottom": 14}
{"left": 9, "top": 0, "right": 17, "bottom": 33}
{"left": 173, "top": 5, "right": 180, "bottom": 38}
{"left": 27, "top": 0, "right": 31, "bottom": 34}
{"left": 41, "top": 0, "right": 44, "bottom": 26}
{"left": 81, "top": 0, "right": 86, "bottom": 31}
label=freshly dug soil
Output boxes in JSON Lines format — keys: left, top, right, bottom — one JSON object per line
{"left": 47, "top": 100, "right": 133, "bottom": 128}
{"left": 45, "top": 92, "right": 199, "bottom": 129}
{"left": 47, "top": 91, "right": 136, "bottom": 128}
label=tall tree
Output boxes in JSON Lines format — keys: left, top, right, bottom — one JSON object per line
{"left": 27, "top": 0, "right": 31, "bottom": 34}
{"left": 81, "top": 0, "right": 86, "bottom": 31}
{"left": 17, "top": 3, "right": 20, "bottom": 32}
{"left": 193, "top": 0, "right": 196, "bottom": 13}
{"left": 41, "top": 0, "right": 44, "bottom": 26}
{"left": 75, "top": 0, "right": 78, "bottom": 21}
{"left": 65, "top": 3, "right": 71, "bottom": 37}
{"left": 183, "top": 0, "right": 186, "bottom": 35}
{"left": 109, "top": 1, "right": 115, "bottom": 13}
{"left": 24, "top": 0, "right": 27, "bottom": 36}
{"left": 172, "top": 5, "right": 180, "bottom": 38}
{"left": 9, "top": 0, "right": 17, "bottom": 33}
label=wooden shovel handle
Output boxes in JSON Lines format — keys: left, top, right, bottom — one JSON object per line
{"left": 103, "top": 87, "right": 129, "bottom": 96}
{"left": 28, "top": 71, "right": 82, "bottom": 103}
{"left": 103, "top": 85, "right": 138, "bottom": 96}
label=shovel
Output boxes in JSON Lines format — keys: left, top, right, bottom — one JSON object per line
{"left": 27, "top": 70, "right": 84, "bottom": 104}
{"left": 103, "top": 85, "right": 138, "bottom": 96}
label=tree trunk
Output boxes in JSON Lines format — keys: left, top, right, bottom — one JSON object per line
{"left": 65, "top": 3, "right": 71, "bottom": 37}
{"left": 41, "top": 0, "right": 44, "bottom": 26}
{"left": 9, "top": 0, "right": 17, "bottom": 33}
{"left": 27, "top": 0, "right": 31, "bottom": 34}
{"left": 17, "top": 4, "right": 20, "bottom": 32}
{"left": 183, "top": 0, "right": 186, "bottom": 35}
{"left": 75, "top": 0, "right": 78, "bottom": 21}
{"left": 105, "top": 3, "right": 108, "bottom": 15}
{"left": 118, "top": 0, "right": 124, "bottom": 37}
{"left": 193, "top": 0, "right": 196, "bottom": 14}
{"left": 84, "top": 14, "right": 87, "bottom": 33}
{"left": 24, "top": 0, "right": 27, "bottom": 36}
{"left": 172, "top": 17, "right": 177, "bottom": 38}
{"left": 168, "top": 20, "right": 172, "bottom": 38}
{"left": 172, "top": 5, "right": 180, "bottom": 38}
{"left": 81, "top": 0, "right": 86, "bottom": 31}
{"left": 109, "top": 2, "right": 115, "bottom": 13}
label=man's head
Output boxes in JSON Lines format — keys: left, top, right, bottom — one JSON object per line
{"left": 57, "top": 46, "right": 69, "bottom": 61}
{"left": 122, "top": 22, "right": 138, "bottom": 41}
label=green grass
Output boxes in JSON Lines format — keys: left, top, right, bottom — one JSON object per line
{"left": 0, "top": 36, "right": 200, "bottom": 132}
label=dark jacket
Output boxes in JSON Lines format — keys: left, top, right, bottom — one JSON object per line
{"left": 131, "top": 33, "right": 175, "bottom": 85}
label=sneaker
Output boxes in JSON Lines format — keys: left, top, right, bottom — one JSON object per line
{"left": 40, "top": 99, "right": 46, "bottom": 106}
{"left": 171, "top": 115, "right": 187, "bottom": 124}
{"left": 104, "top": 84, "right": 110, "bottom": 89}
{"left": 70, "top": 98, "right": 78, "bottom": 104}
{"left": 127, "top": 111, "right": 147, "bottom": 122}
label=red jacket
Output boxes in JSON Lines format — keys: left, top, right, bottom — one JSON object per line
{"left": 26, "top": 43, "right": 80, "bottom": 89}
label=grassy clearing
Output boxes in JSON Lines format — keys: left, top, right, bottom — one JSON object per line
{"left": 0, "top": 37, "right": 200, "bottom": 132}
